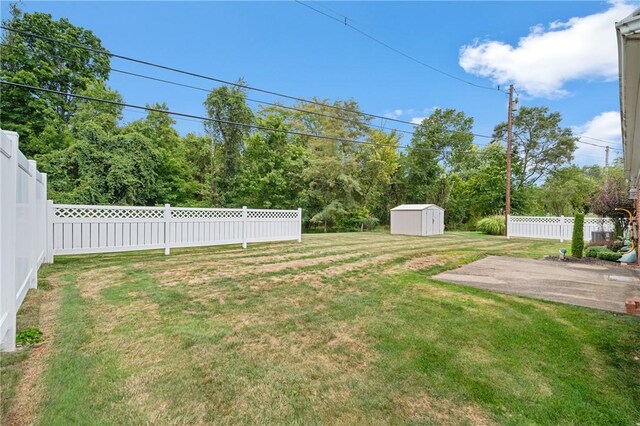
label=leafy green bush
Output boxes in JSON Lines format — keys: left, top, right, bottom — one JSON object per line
{"left": 476, "top": 215, "right": 505, "bottom": 236}
{"left": 596, "top": 250, "right": 621, "bottom": 262}
{"left": 585, "top": 246, "right": 608, "bottom": 258}
{"left": 16, "top": 328, "right": 43, "bottom": 346}
{"left": 571, "top": 213, "right": 585, "bottom": 258}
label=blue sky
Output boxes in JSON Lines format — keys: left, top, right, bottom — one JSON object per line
{"left": 3, "top": 1, "right": 638, "bottom": 166}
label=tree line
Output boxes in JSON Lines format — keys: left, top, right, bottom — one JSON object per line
{"left": 1, "top": 7, "right": 629, "bottom": 231}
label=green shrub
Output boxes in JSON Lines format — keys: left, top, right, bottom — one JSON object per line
{"left": 16, "top": 328, "right": 43, "bottom": 346}
{"left": 571, "top": 213, "right": 585, "bottom": 258}
{"left": 596, "top": 250, "right": 621, "bottom": 262}
{"left": 585, "top": 246, "right": 608, "bottom": 258}
{"left": 476, "top": 215, "right": 505, "bottom": 236}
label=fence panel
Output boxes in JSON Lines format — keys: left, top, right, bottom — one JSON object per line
{"left": 51, "top": 204, "right": 303, "bottom": 255}
{"left": 508, "top": 215, "right": 615, "bottom": 242}
{"left": 1, "top": 130, "right": 49, "bottom": 352}
{"left": 169, "top": 207, "right": 244, "bottom": 249}
{"left": 51, "top": 205, "right": 166, "bottom": 255}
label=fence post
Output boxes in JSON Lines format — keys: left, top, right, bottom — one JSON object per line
{"left": 242, "top": 206, "right": 248, "bottom": 249}
{"left": 0, "top": 131, "right": 18, "bottom": 351}
{"left": 506, "top": 215, "right": 510, "bottom": 239}
{"left": 297, "top": 208, "right": 302, "bottom": 243}
{"left": 164, "top": 204, "right": 171, "bottom": 255}
{"left": 46, "top": 200, "right": 54, "bottom": 263}
{"left": 560, "top": 215, "right": 565, "bottom": 243}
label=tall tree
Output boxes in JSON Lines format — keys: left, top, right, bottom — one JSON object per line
{"left": 236, "top": 113, "right": 308, "bottom": 209}
{"left": 539, "top": 166, "right": 600, "bottom": 216}
{"left": 493, "top": 106, "right": 577, "bottom": 189}
{"left": 203, "top": 81, "right": 253, "bottom": 205}
{"left": 357, "top": 129, "right": 400, "bottom": 217}
{"left": 124, "top": 103, "right": 197, "bottom": 205}
{"left": 404, "top": 108, "right": 475, "bottom": 206}
{"left": 0, "top": 6, "right": 110, "bottom": 155}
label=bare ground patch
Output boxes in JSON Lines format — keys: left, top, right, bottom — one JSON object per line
{"left": 399, "top": 392, "right": 495, "bottom": 425}
{"left": 77, "top": 265, "right": 124, "bottom": 299}
{"left": 153, "top": 252, "right": 365, "bottom": 287}
{"left": 3, "top": 274, "right": 64, "bottom": 426}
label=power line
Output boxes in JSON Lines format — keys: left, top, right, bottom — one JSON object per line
{"left": 577, "top": 135, "right": 620, "bottom": 147}
{"left": 576, "top": 138, "right": 622, "bottom": 152}
{"left": 2, "top": 80, "right": 490, "bottom": 154}
{"left": 110, "top": 68, "right": 417, "bottom": 137}
{"left": 295, "top": 0, "right": 504, "bottom": 93}
{"left": 1, "top": 25, "right": 494, "bottom": 138}
{"left": 109, "top": 67, "right": 497, "bottom": 141}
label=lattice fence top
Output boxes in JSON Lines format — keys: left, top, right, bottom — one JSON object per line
{"left": 509, "top": 216, "right": 561, "bottom": 223}
{"left": 171, "top": 208, "right": 242, "bottom": 219}
{"left": 54, "top": 206, "right": 164, "bottom": 219}
{"left": 247, "top": 210, "right": 298, "bottom": 219}
{"left": 510, "top": 216, "right": 614, "bottom": 224}
{"left": 584, "top": 217, "right": 615, "bottom": 224}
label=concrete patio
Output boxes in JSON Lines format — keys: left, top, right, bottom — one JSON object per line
{"left": 433, "top": 256, "right": 640, "bottom": 313}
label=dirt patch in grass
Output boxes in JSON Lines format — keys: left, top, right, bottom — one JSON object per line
{"left": 3, "top": 274, "right": 64, "bottom": 426}
{"left": 77, "top": 266, "right": 124, "bottom": 299}
{"left": 404, "top": 254, "right": 445, "bottom": 270}
{"left": 385, "top": 254, "right": 446, "bottom": 275}
{"left": 153, "top": 252, "right": 364, "bottom": 287}
{"left": 399, "top": 392, "right": 495, "bottom": 425}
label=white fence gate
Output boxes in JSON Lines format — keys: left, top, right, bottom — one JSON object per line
{"left": 507, "top": 215, "right": 615, "bottom": 242}
{"left": 51, "top": 204, "right": 302, "bottom": 255}
{"left": 1, "top": 129, "right": 303, "bottom": 352}
{"left": 1, "top": 130, "right": 49, "bottom": 351}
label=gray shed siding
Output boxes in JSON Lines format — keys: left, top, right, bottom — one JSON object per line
{"left": 390, "top": 210, "right": 423, "bottom": 236}
{"left": 390, "top": 204, "right": 444, "bottom": 236}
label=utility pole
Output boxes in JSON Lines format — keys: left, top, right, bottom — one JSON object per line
{"left": 605, "top": 146, "right": 610, "bottom": 171}
{"left": 505, "top": 84, "right": 514, "bottom": 236}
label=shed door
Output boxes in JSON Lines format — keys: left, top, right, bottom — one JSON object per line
{"left": 435, "top": 210, "right": 442, "bottom": 234}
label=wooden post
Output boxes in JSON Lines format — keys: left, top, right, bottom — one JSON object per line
{"left": 164, "top": 204, "right": 171, "bottom": 256}
{"left": 505, "top": 84, "right": 514, "bottom": 237}
{"left": 297, "top": 208, "right": 303, "bottom": 243}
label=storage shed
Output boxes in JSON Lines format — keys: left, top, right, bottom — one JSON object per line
{"left": 390, "top": 204, "right": 445, "bottom": 236}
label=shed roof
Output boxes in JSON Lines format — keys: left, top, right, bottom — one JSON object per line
{"left": 391, "top": 204, "right": 444, "bottom": 211}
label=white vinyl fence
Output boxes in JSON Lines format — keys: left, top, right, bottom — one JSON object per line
{"left": 507, "top": 215, "right": 615, "bottom": 242}
{"left": 51, "top": 204, "right": 302, "bottom": 255}
{"left": 1, "top": 129, "right": 303, "bottom": 351}
{"left": 1, "top": 130, "right": 49, "bottom": 351}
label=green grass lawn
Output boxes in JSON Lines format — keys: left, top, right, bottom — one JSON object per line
{"left": 2, "top": 232, "right": 639, "bottom": 425}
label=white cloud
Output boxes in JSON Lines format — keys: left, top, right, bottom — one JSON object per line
{"left": 384, "top": 109, "right": 404, "bottom": 119}
{"left": 459, "top": 2, "right": 638, "bottom": 98}
{"left": 381, "top": 106, "right": 438, "bottom": 124}
{"left": 571, "top": 111, "right": 622, "bottom": 165}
